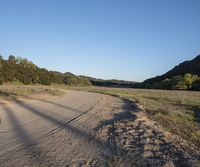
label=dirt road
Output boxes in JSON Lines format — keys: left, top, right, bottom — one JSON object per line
{"left": 0, "top": 91, "right": 200, "bottom": 167}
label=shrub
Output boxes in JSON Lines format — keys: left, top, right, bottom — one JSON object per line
{"left": 64, "top": 77, "right": 78, "bottom": 86}
{"left": 174, "top": 73, "right": 199, "bottom": 90}
{"left": 78, "top": 77, "right": 92, "bottom": 86}
{"left": 38, "top": 72, "right": 51, "bottom": 85}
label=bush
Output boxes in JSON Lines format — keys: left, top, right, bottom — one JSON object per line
{"left": 78, "top": 77, "right": 92, "bottom": 86}
{"left": 174, "top": 74, "right": 199, "bottom": 90}
{"left": 38, "top": 72, "right": 51, "bottom": 85}
{"left": 64, "top": 77, "right": 78, "bottom": 86}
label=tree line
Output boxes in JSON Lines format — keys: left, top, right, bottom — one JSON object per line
{"left": 0, "top": 55, "right": 91, "bottom": 86}
{"left": 81, "top": 76, "right": 136, "bottom": 88}
{"left": 1, "top": 54, "right": 199, "bottom": 90}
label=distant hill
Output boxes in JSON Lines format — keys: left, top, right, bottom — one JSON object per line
{"left": 144, "top": 55, "right": 200, "bottom": 84}
{"left": 1, "top": 54, "right": 199, "bottom": 90}
{"left": 140, "top": 55, "right": 200, "bottom": 90}
{"left": 80, "top": 76, "right": 137, "bottom": 88}
{"left": 164, "top": 55, "right": 200, "bottom": 76}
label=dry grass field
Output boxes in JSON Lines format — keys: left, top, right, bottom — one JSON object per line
{"left": 0, "top": 85, "right": 64, "bottom": 105}
{"left": 66, "top": 86, "right": 200, "bottom": 148}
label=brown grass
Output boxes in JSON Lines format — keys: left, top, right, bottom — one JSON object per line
{"left": 0, "top": 85, "right": 64, "bottom": 98}
{"left": 65, "top": 86, "right": 200, "bottom": 148}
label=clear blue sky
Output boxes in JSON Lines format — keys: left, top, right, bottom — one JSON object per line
{"left": 0, "top": 0, "right": 200, "bottom": 81}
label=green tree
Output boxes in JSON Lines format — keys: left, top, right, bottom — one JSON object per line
{"left": 38, "top": 69, "right": 51, "bottom": 85}
{"left": 168, "top": 73, "right": 200, "bottom": 90}
{"left": 8, "top": 55, "right": 16, "bottom": 62}
{"left": 1, "top": 56, "right": 17, "bottom": 82}
{"left": 16, "top": 57, "right": 38, "bottom": 84}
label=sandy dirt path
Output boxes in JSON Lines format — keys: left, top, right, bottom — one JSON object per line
{"left": 0, "top": 90, "right": 200, "bottom": 167}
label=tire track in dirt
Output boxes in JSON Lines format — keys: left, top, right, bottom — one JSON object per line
{"left": 0, "top": 90, "right": 200, "bottom": 167}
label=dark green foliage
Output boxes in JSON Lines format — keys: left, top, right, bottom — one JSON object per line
{"left": 16, "top": 58, "right": 38, "bottom": 84}
{"left": 64, "top": 77, "right": 78, "bottom": 86}
{"left": 0, "top": 55, "right": 91, "bottom": 86}
{"left": 81, "top": 76, "right": 136, "bottom": 88}
{"left": 49, "top": 71, "right": 64, "bottom": 84}
{"left": 8, "top": 55, "right": 16, "bottom": 61}
{"left": 64, "top": 76, "right": 91, "bottom": 86}
{"left": 1, "top": 58, "right": 17, "bottom": 82}
{"left": 38, "top": 70, "right": 51, "bottom": 85}
{"left": 192, "top": 81, "right": 200, "bottom": 91}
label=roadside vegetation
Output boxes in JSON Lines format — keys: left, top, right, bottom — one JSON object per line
{"left": 67, "top": 86, "right": 200, "bottom": 148}
{"left": 0, "top": 85, "right": 64, "bottom": 97}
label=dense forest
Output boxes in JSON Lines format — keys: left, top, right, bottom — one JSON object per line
{"left": 136, "top": 55, "right": 200, "bottom": 90}
{"left": 0, "top": 55, "right": 91, "bottom": 86}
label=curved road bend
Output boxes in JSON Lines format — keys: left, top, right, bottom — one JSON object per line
{"left": 0, "top": 90, "right": 200, "bottom": 167}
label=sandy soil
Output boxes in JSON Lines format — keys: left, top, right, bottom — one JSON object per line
{"left": 0, "top": 90, "right": 200, "bottom": 167}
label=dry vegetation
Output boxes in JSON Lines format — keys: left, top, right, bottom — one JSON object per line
{"left": 0, "top": 85, "right": 64, "bottom": 103}
{"left": 66, "top": 86, "right": 200, "bottom": 148}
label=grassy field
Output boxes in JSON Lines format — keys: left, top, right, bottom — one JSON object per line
{"left": 65, "top": 86, "right": 200, "bottom": 148}
{"left": 0, "top": 85, "right": 64, "bottom": 97}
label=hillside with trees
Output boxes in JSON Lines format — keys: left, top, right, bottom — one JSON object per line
{"left": 81, "top": 76, "right": 136, "bottom": 88}
{"left": 137, "top": 55, "right": 200, "bottom": 90}
{"left": 1, "top": 54, "right": 200, "bottom": 90}
{"left": 0, "top": 55, "right": 91, "bottom": 86}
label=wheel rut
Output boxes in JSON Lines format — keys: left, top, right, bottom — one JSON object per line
{"left": 0, "top": 90, "right": 200, "bottom": 167}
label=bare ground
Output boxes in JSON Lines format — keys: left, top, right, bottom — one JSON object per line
{"left": 0, "top": 90, "right": 200, "bottom": 167}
